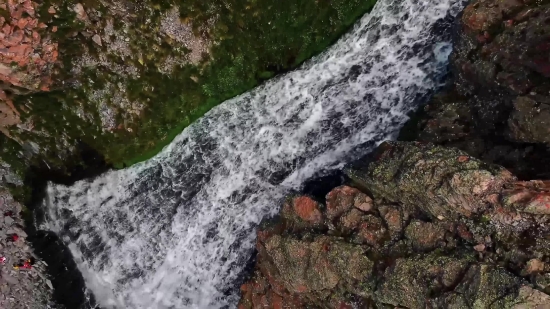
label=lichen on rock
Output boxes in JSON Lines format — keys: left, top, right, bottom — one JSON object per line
{"left": 239, "top": 141, "right": 550, "bottom": 308}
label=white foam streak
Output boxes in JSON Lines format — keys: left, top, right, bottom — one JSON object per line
{"left": 41, "top": 0, "right": 465, "bottom": 307}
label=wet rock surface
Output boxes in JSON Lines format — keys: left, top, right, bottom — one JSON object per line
{"left": 402, "top": 0, "right": 550, "bottom": 180}
{"left": 238, "top": 142, "right": 550, "bottom": 308}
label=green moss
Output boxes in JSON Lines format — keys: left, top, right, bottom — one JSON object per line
{"left": 1, "top": 0, "right": 378, "bottom": 179}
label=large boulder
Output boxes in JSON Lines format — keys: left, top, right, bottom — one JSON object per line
{"left": 449, "top": 0, "right": 550, "bottom": 145}
{"left": 239, "top": 142, "right": 550, "bottom": 308}
{"left": 346, "top": 141, "right": 515, "bottom": 220}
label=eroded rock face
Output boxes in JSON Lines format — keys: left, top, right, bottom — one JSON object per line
{"left": 447, "top": 0, "right": 550, "bottom": 147}
{"left": 238, "top": 142, "right": 550, "bottom": 308}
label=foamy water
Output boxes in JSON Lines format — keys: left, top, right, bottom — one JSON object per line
{"left": 41, "top": 0, "right": 465, "bottom": 307}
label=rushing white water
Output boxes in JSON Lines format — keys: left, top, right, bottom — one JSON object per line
{"left": 41, "top": 0, "right": 465, "bottom": 308}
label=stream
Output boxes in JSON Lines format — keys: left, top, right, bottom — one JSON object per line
{"left": 41, "top": 0, "right": 465, "bottom": 307}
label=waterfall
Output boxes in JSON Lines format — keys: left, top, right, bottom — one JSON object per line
{"left": 41, "top": 0, "right": 465, "bottom": 307}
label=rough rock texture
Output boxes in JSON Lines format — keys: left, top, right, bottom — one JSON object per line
{"left": 403, "top": 0, "right": 550, "bottom": 181}
{"left": 239, "top": 143, "right": 550, "bottom": 308}
{"left": 0, "top": 0, "right": 59, "bottom": 137}
{"left": 0, "top": 190, "right": 55, "bottom": 308}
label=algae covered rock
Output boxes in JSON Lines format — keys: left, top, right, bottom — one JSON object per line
{"left": 346, "top": 141, "right": 515, "bottom": 220}
{"left": 375, "top": 253, "right": 473, "bottom": 308}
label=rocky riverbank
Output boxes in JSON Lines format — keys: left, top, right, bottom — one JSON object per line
{"left": 0, "top": 189, "right": 56, "bottom": 308}
{"left": 237, "top": 0, "right": 550, "bottom": 307}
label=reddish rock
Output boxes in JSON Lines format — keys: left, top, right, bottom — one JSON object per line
{"left": 292, "top": 196, "right": 323, "bottom": 224}
{"left": 338, "top": 208, "right": 364, "bottom": 232}
{"left": 356, "top": 215, "right": 387, "bottom": 247}
{"left": 0, "top": 0, "right": 59, "bottom": 135}
{"left": 381, "top": 206, "right": 403, "bottom": 239}
{"left": 326, "top": 186, "right": 359, "bottom": 220}
{"left": 456, "top": 223, "right": 473, "bottom": 241}
{"left": 474, "top": 244, "right": 485, "bottom": 252}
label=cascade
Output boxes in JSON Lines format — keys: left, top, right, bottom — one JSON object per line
{"left": 41, "top": 0, "right": 465, "bottom": 307}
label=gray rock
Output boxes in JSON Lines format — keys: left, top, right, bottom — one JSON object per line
{"left": 0, "top": 283, "right": 10, "bottom": 294}
{"left": 7, "top": 228, "right": 27, "bottom": 238}
{"left": 1, "top": 273, "right": 18, "bottom": 285}
{"left": 4, "top": 216, "right": 13, "bottom": 226}
{"left": 45, "top": 280, "right": 53, "bottom": 290}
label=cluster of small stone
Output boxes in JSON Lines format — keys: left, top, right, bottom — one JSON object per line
{"left": 0, "top": 190, "right": 56, "bottom": 309}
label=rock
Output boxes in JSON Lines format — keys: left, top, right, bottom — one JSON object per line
{"left": 380, "top": 206, "right": 403, "bottom": 239}
{"left": 346, "top": 141, "right": 515, "bottom": 220}
{"left": 356, "top": 215, "right": 387, "bottom": 248}
{"left": 456, "top": 223, "right": 474, "bottom": 241}
{"left": 0, "top": 283, "right": 10, "bottom": 294}
{"left": 263, "top": 235, "right": 373, "bottom": 296}
{"left": 508, "top": 97, "right": 550, "bottom": 145}
{"left": 45, "top": 280, "right": 53, "bottom": 290}
{"left": 405, "top": 220, "right": 446, "bottom": 252}
{"left": 73, "top": 3, "right": 87, "bottom": 21}
{"left": 376, "top": 254, "right": 471, "bottom": 308}
{"left": 535, "top": 273, "right": 550, "bottom": 289}
{"left": 92, "top": 34, "right": 102, "bottom": 46}
{"left": 291, "top": 196, "right": 323, "bottom": 225}
{"left": 513, "top": 286, "right": 550, "bottom": 309}
{"left": 4, "top": 216, "right": 13, "bottom": 226}
{"left": 1, "top": 273, "right": 18, "bottom": 285}
{"left": 337, "top": 208, "right": 364, "bottom": 232}
{"left": 326, "top": 186, "right": 368, "bottom": 220}
{"left": 453, "top": 264, "right": 523, "bottom": 308}
{"left": 522, "top": 259, "right": 545, "bottom": 276}
{"left": 11, "top": 227, "right": 26, "bottom": 238}
{"left": 474, "top": 244, "right": 486, "bottom": 252}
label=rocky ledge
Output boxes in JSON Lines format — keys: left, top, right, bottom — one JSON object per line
{"left": 238, "top": 141, "right": 550, "bottom": 308}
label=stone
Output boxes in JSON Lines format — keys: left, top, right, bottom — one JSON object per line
{"left": 513, "top": 286, "right": 550, "bottom": 309}
{"left": 454, "top": 264, "right": 523, "bottom": 308}
{"left": 356, "top": 215, "right": 387, "bottom": 248}
{"left": 346, "top": 142, "right": 515, "bottom": 220}
{"left": 0, "top": 283, "right": 10, "bottom": 294}
{"left": 376, "top": 254, "right": 471, "bottom": 308}
{"left": 92, "top": 34, "right": 102, "bottom": 46}
{"left": 12, "top": 227, "right": 26, "bottom": 238}
{"left": 291, "top": 196, "right": 323, "bottom": 225}
{"left": 326, "top": 186, "right": 364, "bottom": 220}
{"left": 354, "top": 195, "right": 373, "bottom": 213}
{"left": 1, "top": 273, "right": 18, "bottom": 285}
{"left": 405, "top": 220, "right": 446, "bottom": 252}
{"left": 337, "top": 208, "right": 363, "bottom": 232}
{"left": 4, "top": 216, "right": 13, "bottom": 226}
{"left": 73, "top": 3, "right": 87, "bottom": 20}
{"left": 508, "top": 97, "right": 550, "bottom": 145}
{"left": 474, "top": 244, "right": 485, "bottom": 252}
{"left": 381, "top": 206, "right": 402, "bottom": 239}
{"left": 522, "top": 259, "right": 545, "bottom": 276}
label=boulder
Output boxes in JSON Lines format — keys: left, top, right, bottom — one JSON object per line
{"left": 346, "top": 141, "right": 515, "bottom": 220}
